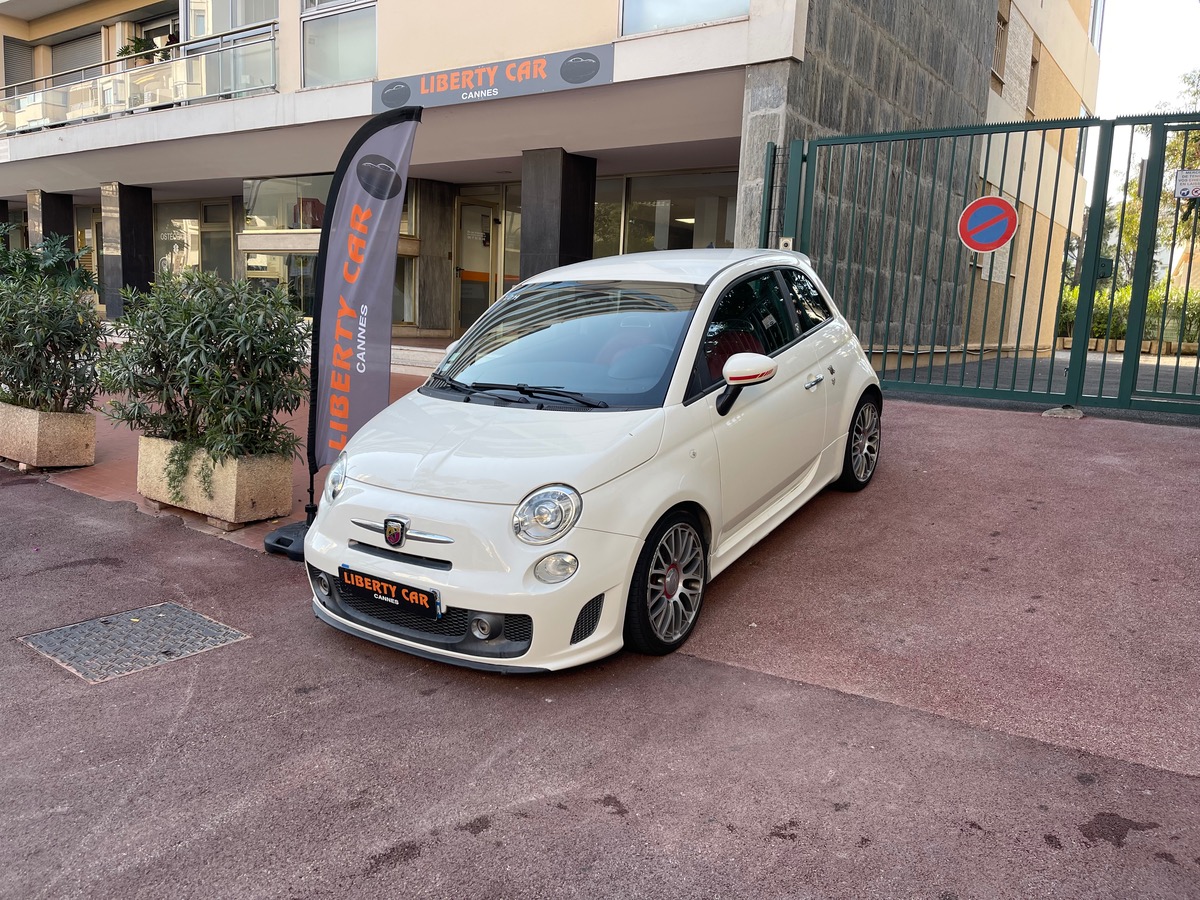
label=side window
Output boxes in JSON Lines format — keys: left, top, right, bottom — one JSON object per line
{"left": 701, "top": 272, "right": 797, "bottom": 385}
{"left": 781, "top": 268, "right": 834, "bottom": 334}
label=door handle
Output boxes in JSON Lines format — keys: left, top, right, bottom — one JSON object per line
{"left": 804, "top": 375, "right": 824, "bottom": 390}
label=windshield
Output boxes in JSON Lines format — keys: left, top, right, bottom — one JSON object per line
{"left": 430, "top": 280, "right": 703, "bottom": 409}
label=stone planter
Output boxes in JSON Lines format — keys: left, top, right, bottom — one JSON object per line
{"left": 136, "top": 435, "right": 293, "bottom": 528}
{"left": 0, "top": 401, "right": 95, "bottom": 468}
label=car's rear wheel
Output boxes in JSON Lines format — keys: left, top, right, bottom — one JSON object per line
{"left": 835, "top": 392, "right": 881, "bottom": 491}
{"left": 623, "top": 510, "right": 706, "bottom": 655}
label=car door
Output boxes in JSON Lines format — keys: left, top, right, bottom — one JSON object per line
{"left": 697, "top": 269, "right": 828, "bottom": 535}
{"left": 778, "top": 267, "right": 856, "bottom": 441}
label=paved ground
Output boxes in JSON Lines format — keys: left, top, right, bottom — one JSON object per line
{"left": 2, "top": 398, "right": 1198, "bottom": 899}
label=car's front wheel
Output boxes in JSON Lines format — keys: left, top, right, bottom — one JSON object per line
{"left": 623, "top": 510, "right": 707, "bottom": 655}
{"left": 835, "top": 392, "right": 881, "bottom": 491}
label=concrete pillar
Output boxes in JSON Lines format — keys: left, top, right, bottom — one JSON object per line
{"left": 99, "top": 182, "right": 154, "bottom": 319}
{"left": 519, "top": 148, "right": 596, "bottom": 280}
{"left": 734, "top": 59, "right": 807, "bottom": 249}
{"left": 26, "top": 190, "right": 75, "bottom": 249}
{"left": 416, "top": 178, "right": 455, "bottom": 332}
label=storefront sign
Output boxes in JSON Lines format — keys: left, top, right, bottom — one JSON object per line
{"left": 372, "top": 45, "right": 614, "bottom": 113}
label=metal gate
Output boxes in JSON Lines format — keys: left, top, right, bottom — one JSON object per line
{"left": 774, "top": 113, "right": 1200, "bottom": 414}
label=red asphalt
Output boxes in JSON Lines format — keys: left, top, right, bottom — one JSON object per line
{"left": 2, "top": 396, "right": 1199, "bottom": 898}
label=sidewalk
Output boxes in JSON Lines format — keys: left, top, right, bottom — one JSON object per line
{"left": 47, "top": 358, "right": 433, "bottom": 555}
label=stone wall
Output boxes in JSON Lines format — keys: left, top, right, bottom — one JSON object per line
{"left": 800, "top": 0, "right": 993, "bottom": 138}
{"left": 737, "top": 0, "right": 995, "bottom": 247}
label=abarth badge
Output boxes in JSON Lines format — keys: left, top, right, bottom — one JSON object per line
{"left": 384, "top": 516, "right": 409, "bottom": 547}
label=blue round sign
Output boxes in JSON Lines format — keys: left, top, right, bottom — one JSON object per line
{"left": 957, "top": 196, "right": 1018, "bottom": 252}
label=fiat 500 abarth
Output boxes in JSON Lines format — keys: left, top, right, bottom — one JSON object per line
{"left": 304, "top": 248, "right": 881, "bottom": 672}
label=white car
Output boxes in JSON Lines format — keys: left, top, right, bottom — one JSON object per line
{"left": 304, "top": 249, "right": 881, "bottom": 672}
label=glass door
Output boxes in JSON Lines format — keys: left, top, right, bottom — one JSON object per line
{"left": 455, "top": 199, "right": 499, "bottom": 336}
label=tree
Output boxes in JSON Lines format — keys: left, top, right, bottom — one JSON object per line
{"left": 1101, "top": 70, "right": 1200, "bottom": 291}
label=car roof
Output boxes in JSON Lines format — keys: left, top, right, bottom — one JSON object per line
{"left": 520, "top": 248, "right": 814, "bottom": 287}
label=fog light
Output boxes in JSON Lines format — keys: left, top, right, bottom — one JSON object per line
{"left": 535, "top": 553, "right": 579, "bottom": 584}
{"left": 470, "top": 613, "right": 503, "bottom": 641}
{"left": 315, "top": 573, "right": 332, "bottom": 596}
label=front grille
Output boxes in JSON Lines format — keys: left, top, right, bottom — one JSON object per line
{"left": 337, "top": 585, "right": 469, "bottom": 637}
{"left": 348, "top": 539, "right": 452, "bottom": 571}
{"left": 503, "top": 615, "right": 533, "bottom": 643}
{"left": 570, "top": 594, "right": 605, "bottom": 644}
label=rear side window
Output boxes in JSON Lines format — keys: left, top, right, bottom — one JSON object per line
{"left": 781, "top": 268, "right": 833, "bottom": 334}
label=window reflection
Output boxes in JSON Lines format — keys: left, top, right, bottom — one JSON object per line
{"left": 625, "top": 173, "right": 736, "bottom": 252}
{"left": 302, "top": 5, "right": 376, "bottom": 88}
{"left": 622, "top": 0, "right": 749, "bottom": 35}
{"left": 243, "top": 175, "right": 333, "bottom": 230}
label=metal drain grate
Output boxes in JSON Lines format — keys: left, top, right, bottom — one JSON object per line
{"left": 20, "top": 602, "right": 249, "bottom": 684}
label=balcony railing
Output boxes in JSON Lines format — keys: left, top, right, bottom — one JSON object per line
{"left": 0, "top": 24, "right": 277, "bottom": 136}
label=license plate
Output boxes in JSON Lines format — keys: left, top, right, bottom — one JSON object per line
{"left": 337, "top": 565, "right": 441, "bottom": 620}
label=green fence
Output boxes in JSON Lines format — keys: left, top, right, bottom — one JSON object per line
{"left": 774, "top": 113, "right": 1200, "bottom": 414}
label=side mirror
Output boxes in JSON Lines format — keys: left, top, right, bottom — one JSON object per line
{"left": 717, "top": 352, "right": 777, "bottom": 416}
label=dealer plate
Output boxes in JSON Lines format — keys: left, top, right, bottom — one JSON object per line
{"left": 337, "top": 565, "right": 441, "bottom": 619}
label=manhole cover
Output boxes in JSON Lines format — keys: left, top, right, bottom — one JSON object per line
{"left": 19, "top": 602, "right": 249, "bottom": 684}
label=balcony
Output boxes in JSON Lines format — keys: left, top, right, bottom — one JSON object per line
{"left": 0, "top": 24, "right": 277, "bottom": 135}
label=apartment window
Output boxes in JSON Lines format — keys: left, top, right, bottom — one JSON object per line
{"left": 1089, "top": 0, "right": 1106, "bottom": 50}
{"left": 185, "top": 0, "right": 278, "bottom": 39}
{"left": 302, "top": 0, "right": 375, "bottom": 87}
{"left": 1027, "top": 38, "right": 1041, "bottom": 117}
{"left": 992, "top": 0, "right": 1010, "bottom": 91}
{"left": 51, "top": 34, "right": 102, "bottom": 86}
{"left": 4, "top": 37, "right": 33, "bottom": 97}
{"left": 621, "top": 0, "right": 749, "bottom": 36}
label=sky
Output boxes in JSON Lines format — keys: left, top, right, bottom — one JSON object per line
{"left": 1095, "top": 0, "right": 1200, "bottom": 115}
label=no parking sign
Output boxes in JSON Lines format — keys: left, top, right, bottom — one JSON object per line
{"left": 957, "top": 196, "right": 1018, "bottom": 253}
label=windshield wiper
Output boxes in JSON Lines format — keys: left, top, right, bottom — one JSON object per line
{"left": 427, "top": 372, "right": 476, "bottom": 396}
{"left": 469, "top": 382, "right": 609, "bottom": 408}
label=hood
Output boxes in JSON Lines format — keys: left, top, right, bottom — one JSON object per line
{"left": 343, "top": 390, "right": 665, "bottom": 503}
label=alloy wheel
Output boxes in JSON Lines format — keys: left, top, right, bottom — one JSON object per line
{"left": 645, "top": 522, "right": 705, "bottom": 643}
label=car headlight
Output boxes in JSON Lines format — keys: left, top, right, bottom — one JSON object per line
{"left": 324, "top": 452, "right": 348, "bottom": 503}
{"left": 513, "top": 485, "right": 582, "bottom": 545}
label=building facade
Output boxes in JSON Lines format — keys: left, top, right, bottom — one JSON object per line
{"left": 0, "top": 0, "right": 1094, "bottom": 337}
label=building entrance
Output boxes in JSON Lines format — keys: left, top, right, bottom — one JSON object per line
{"left": 454, "top": 197, "right": 500, "bottom": 336}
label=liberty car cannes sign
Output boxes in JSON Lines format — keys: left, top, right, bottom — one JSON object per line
{"left": 372, "top": 45, "right": 614, "bottom": 113}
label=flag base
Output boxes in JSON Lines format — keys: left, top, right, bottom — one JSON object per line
{"left": 264, "top": 520, "right": 309, "bottom": 561}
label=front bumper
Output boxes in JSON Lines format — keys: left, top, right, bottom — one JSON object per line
{"left": 304, "top": 481, "right": 640, "bottom": 671}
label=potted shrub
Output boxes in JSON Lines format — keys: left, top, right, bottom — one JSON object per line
{"left": 116, "top": 35, "right": 158, "bottom": 66}
{"left": 99, "top": 272, "right": 310, "bottom": 529}
{"left": 0, "top": 228, "right": 102, "bottom": 469}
